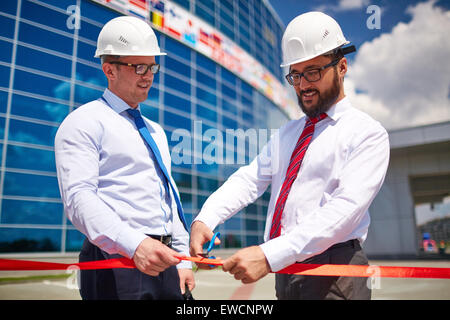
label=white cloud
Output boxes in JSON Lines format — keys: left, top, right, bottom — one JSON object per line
{"left": 346, "top": 0, "right": 450, "bottom": 130}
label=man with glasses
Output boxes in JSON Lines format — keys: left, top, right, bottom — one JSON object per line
{"left": 55, "top": 16, "right": 194, "bottom": 300}
{"left": 190, "top": 12, "right": 390, "bottom": 300}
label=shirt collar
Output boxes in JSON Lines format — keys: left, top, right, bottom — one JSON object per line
{"left": 324, "top": 96, "right": 351, "bottom": 122}
{"left": 102, "top": 88, "right": 140, "bottom": 114}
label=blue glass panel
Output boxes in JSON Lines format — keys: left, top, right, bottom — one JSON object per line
{"left": 221, "top": 67, "right": 236, "bottom": 86}
{"left": 21, "top": 0, "right": 69, "bottom": 32}
{"left": 197, "top": 176, "right": 218, "bottom": 191}
{"left": 6, "top": 144, "right": 56, "bottom": 172}
{"left": 241, "top": 80, "right": 253, "bottom": 97}
{"left": 1, "top": 199, "right": 63, "bottom": 225}
{"left": 65, "top": 228, "right": 85, "bottom": 251}
{"left": 0, "top": 117, "right": 5, "bottom": 138}
{"left": 245, "top": 218, "right": 258, "bottom": 231}
{"left": 172, "top": 171, "right": 192, "bottom": 189}
{"left": 171, "top": 0, "right": 190, "bottom": 10}
{"left": 75, "top": 62, "right": 106, "bottom": 88}
{"left": 196, "top": 70, "right": 215, "bottom": 90}
{"left": 245, "top": 235, "right": 259, "bottom": 246}
{"left": 0, "top": 227, "right": 61, "bottom": 253}
{"left": 196, "top": 53, "right": 215, "bottom": 73}
{"left": 196, "top": 104, "right": 216, "bottom": 122}
{"left": 77, "top": 40, "right": 97, "bottom": 63}
{"left": 8, "top": 118, "right": 58, "bottom": 146}
{"left": 0, "top": 39, "right": 12, "bottom": 63}
{"left": 196, "top": 161, "right": 218, "bottom": 175}
{"left": 14, "top": 69, "right": 71, "bottom": 101}
{"left": 147, "top": 87, "right": 159, "bottom": 104}
{"left": 0, "top": 1, "right": 17, "bottom": 15}
{"left": 164, "top": 74, "right": 190, "bottom": 96}
{"left": 74, "top": 84, "right": 103, "bottom": 105}
{"left": 11, "top": 94, "right": 69, "bottom": 123}
{"left": 222, "top": 116, "right": 237, "bottom": 129}
{"left": 78, "top": 19, "right": 102, "bottom": 43}
{"left": 163, "top": 110, "right": 190, "bottom": 131}
{"left": 0, "top": 15, "right": 14, "bottom": 39}
{"left": 0, "top": 64, "right": 10, "bottom": 88}
{"left": 164, "top": 37, "right": 190, "bottom": 61}
{"left": 164, "top": 91, "right": 190, "bottom": 113}
{"left": 0, "top": 90, "right": 8, "bottom": 113}
{"left": 222, "top": 98, "right": 237, "bottom": 114}
{"left": 196, "top": 87, "right": 216, "bottom": 106}
{"left": 180, "top": 192, "right": 192, "bottom": 210}
{"left": 18, "top": 22, "right": 73, "bottom": 56}
{"left": 15, "top": 45, "right": 72, "bottom": 78}
{"left": 141, "top": 102, "right": 159, "bottom": 121}
{"left": 39, "top": 0, "right": 77, "bottom": 11}
{"left": 3, "top": 171, "right": 60, "bottom": 198}
{"left": 80, "top": 0, "right": 119, "bottom": 25}
{"left": 195, "top": 4, "right": 214, "bottom": 26}
{"left": 219, "top": 22, "right": 234, "bottom": 40}
{"left": 165, "top": 56, "right": 190, "bottom": 78}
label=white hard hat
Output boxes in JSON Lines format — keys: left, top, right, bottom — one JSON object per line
{"left": 94, "top": 16, "right": 166, "bottom": 58}
{"left": 280, "top": 12, "right": 354, "bottom": 67}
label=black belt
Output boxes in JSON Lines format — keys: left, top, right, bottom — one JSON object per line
{"left": 146, "top": 234, "right": 172, "bottom": 247}
{"left": 328, "top": 239, "right": 358, "bottom": 250}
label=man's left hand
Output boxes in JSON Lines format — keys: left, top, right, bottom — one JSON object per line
{"left": 222, "top": 246, "right": 271, "bottom": 284}
{"left": 178, "top": 268, "right": 195, "bottom": 294}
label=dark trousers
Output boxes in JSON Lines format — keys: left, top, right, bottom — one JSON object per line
{"left": 79, "top": 238, "right": 183, "bottom": 300}
{"left": 275, "top": 240, "right": 371, "bottom": 300}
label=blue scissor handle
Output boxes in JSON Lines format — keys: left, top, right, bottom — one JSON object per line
{"left": 205, "top": 232, "right": 220, "bottom": 267}
{"left": 206, "top": 232, "right": 220, "bottom": 254}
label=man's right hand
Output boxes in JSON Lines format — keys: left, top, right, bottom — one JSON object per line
{"left": 189, "top": 221, "right": 221, "bottom": 269}
{"left": 132, "top": 237, "right": 180, "bottom": 276}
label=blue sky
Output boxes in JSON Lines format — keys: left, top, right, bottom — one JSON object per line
{"left": 268, "top": 0, "right": 450, "bottom": 130}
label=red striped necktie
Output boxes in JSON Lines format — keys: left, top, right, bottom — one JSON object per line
{"left": 269, "top": 113, "right": 327, "bottom": 239}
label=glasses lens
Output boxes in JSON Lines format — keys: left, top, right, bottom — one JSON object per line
{"left": 150, "top": 64, "right": 160, "bottom": 74}
{"left": 304, "top": 70, "right": 321, "bottom": 82}
{"left": 135, "top": 64, "right": 148, "bottom": 75}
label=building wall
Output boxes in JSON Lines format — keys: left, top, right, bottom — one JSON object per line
{"left": 0, "top": 0, "right": 289, "bottom": 253}
{"left": 365, "top": 139, "right": 450, "bottom": 258}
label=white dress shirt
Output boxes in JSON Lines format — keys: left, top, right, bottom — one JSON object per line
{"left": 195, "top": 97, "right": 390, "bottom": 272}
{"left": 55, "top": 88, "right": 190, "bottom": 268}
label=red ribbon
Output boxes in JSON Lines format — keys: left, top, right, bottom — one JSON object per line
{"left": 1, "top": 256, "right": 449, "bottom": 279}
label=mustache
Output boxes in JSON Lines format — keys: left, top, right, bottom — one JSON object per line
{"left": 300, "top": 89, "right": 319, "bottom": 96}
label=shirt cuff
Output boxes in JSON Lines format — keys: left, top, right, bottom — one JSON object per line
{"left": 193, "top": 211, "right": 222, "bottom": 231}
{"left": 115, "top": 228, "right": 148, "bottom": 259}
{"left": 259, "top": 236, "right": 298, "bottom": 272}
{"left": 177, "top": 260, "right": 192, "bottom": 269}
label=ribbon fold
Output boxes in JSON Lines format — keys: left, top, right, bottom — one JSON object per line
{"left": 1, "top": 256, "right": 449, "bottom": 279}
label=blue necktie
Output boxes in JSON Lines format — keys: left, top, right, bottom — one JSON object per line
{"left": 126, "top": 107, "right": 189, "bottom": 232}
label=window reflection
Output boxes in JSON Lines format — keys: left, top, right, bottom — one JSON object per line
{"left": 1, "top": 199, "right": 63, "bottom": 225}
{"left": 0, "top": 227, "right": 61, "bottom": 253}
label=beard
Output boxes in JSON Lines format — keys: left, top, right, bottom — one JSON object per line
{"left": 297, "top": 69, "right": 341, "bottom": 118}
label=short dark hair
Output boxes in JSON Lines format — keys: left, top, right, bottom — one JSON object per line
{"left": 100, "top": 55, "right": 121, "bottom": 64}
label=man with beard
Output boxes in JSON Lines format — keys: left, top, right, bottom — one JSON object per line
{"left": 190, "top": 12, "right": 390, "bottom": 300}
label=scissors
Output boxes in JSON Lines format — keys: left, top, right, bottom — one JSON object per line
{"left": 198, "top": 232, "right": 220, "bottom": 267}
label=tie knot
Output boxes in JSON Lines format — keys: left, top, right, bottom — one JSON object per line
{"left": 307, "top": 113, "right": 327, "bottom": 125}
{"left": 127, "top": 108, "right": 141, "bottom": 119}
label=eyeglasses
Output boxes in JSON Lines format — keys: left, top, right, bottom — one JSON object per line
{"left": 109, "top": 61, "right": 160, "bottom": 75}
{"left": 285, "top": 59, "right": 340, "bottom": 86}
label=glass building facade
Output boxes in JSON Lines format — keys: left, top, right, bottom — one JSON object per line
{"left": 0, "top": 0, "right": 293, "bottom": 253}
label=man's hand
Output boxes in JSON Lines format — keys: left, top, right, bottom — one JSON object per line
{"left": 222, "top": 246, "right": 271, "bottom": 284}
{"left": 189, "top": 220, "right": 221, "bottom": 269}
{"left": 132, "top": 237, "right": 180, "bottom": 276}
{"left": 178, "top": 268, "right": 195, "bottom": 294}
